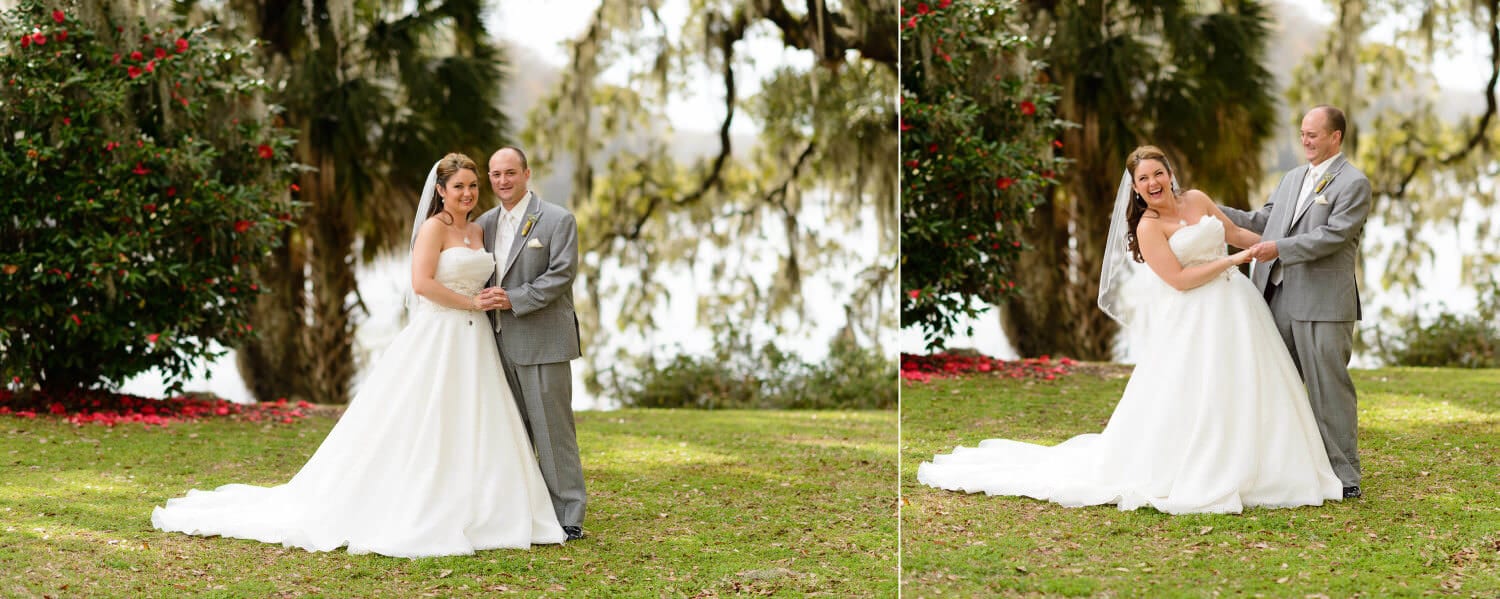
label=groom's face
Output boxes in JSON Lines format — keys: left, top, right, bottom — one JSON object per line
{"left": 1300, "top": 110, "right": 1342, "bottom": 165}
{"left": 488, "top": 150, "right": 530, "bottom": 208}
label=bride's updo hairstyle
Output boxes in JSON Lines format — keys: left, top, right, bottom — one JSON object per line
{"left": 428, "top": 152, "right": 480, "bottom": 224}
{"left": 1124, "top": 145, "right": 1173, "bottom": 263}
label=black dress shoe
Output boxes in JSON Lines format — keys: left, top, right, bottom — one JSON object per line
{"left": 1342, "top": 485, "right": 1361, "bottom": 499}
{"left": 563, "top": 526, "right": 584, "bottom": 540}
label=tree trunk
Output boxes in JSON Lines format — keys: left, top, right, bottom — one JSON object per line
{"left": 236, "top": 229, "right": 308, "bottom": 403}
{"left": 301, "top": 148, "right": 358, "bottom": 405}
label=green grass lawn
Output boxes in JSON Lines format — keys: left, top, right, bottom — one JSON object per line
{"left": 1, "top": 408, "right": 897, "bottom": 597}
{"left": 901, "top": 366, "right": 1500, "bottom": 598}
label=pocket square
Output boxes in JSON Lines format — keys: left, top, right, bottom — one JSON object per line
{"left": 526, "top": 238, "right": 544, "bottom": 249}
{"left": 1314, "top": 195, "right": 1329, "bottom": 205}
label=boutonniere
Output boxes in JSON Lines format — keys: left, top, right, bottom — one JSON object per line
{"left": 520, "top": 214, "right": 539, "bottom": 237}
{"left": 1313, "top": 174, "right": 1333, "bottom": 194}
{"left": 1314, "top": 194, "right": 1329, "bottom": 205}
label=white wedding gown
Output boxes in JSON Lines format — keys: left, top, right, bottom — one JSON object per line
{"left": 152, "top": 248, "right": 566, "bottom": 556}
{"left": 917, "top": 216, "right": 1343, "bottom": 514}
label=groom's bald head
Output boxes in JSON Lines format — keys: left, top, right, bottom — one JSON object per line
{"left": 1309, "top": 105, "right": 1347, "bottom": 140}
{"left": 1301, "top": 106, "right": 1345, "bottom": 165}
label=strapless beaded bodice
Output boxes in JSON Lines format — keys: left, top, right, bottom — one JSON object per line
{"left": 1170, "top": 215, "right": 1229, "bottom": 268}
{"left": 414, "top": 248, "right": 495, "bottom": 314}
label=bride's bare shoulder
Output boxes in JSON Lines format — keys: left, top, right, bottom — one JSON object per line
{"left": 1180, "top": 189, "right": 1215, "bottom": 206}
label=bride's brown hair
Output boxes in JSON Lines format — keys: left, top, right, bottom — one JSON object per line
{"left": 1123, "top": 145, "right": 1174, "bottom": 263}
{"left": 428, "top": 152, "right": 480, "bottom": 224}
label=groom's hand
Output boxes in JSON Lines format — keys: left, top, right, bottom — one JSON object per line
{"left": 473, "top": 288, "right": 503, "bottom": 311}
{"left": 493, "top": 288, "right": 512, "bottom": 311}
{"left": 1249, "top": 241, "right": 1280, "bottom": 261}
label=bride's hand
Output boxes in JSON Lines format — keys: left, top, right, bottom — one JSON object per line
{"left": 1229, "top": 249, "right": 1253, "bottom": 265}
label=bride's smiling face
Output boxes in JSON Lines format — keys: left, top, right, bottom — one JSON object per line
{"left": 439, "top": 168, "right": 480, "bottom": 216}
{"left": 1131, "top": 158, "right": 1175, "bottom": 205}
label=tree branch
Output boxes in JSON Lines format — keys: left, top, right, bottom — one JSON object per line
{"left": 1389, "top": 0, "right": 1499, "bottom": 198}
{"left": 755, "top": 0, "right": 897, "bottom": 67}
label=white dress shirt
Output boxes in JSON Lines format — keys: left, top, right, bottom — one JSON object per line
{"left": 493, "top": 191, "right": 532, "bottom": 330}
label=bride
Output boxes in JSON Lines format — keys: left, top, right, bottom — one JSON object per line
{"left": 917, "top": 145, "right": 1343, "bottom": 514}
{"left": 152, "top": 153, "right": 566, "bottom": 556}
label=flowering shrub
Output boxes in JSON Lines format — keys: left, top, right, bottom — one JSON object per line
{"left": 899, "top": 0, "right": 1068, "bottom": 349}
{"left": 0, "top": 2, "right": 298, "bottom": 397}
{"left": 0, "top": 388, "right": 316, "bottom": 427}
{"left": 900, "top": 352, "right": 1075, "bottom": 384}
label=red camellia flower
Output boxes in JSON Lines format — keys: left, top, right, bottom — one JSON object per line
{"left": 145, "top": 60, "right": 156, "bottom": 73}
{"left": 289, "top": 183, "right": 301, "bottom": 192}
{"left": 130, "top": 50, "right": 143, "bottom": 61}
{"left": 126, "top": 65, "right": 142, "bottom": 79}
{"left": 104, "top": 141, "right": 119, "bottom": 151}
{"left": 69, "top": 313, "right": 81, "bottom": 326}
{"left": 904, "top": 16, "right": 917, "bottom": 29}
{"left": 940, "top": 0, "right": 952, "bottom": 7}
{"left": 62, "top": 117, "right": 70, "bottom": 125}
{"left": 905, "top": 159, "right": 919, "bottom": 168}
{"left": 154, "top": 47, "right": 166, "bottom": 59}
{"left": 997, "top": 177, "right": 1015, "bottom": 190}
{"left": 917, "top": 2, "right": 930, "bottom": 14}
{"left": 256, "top": 144, "right": 274, "bottom": 159}
{"left": 908, "top": 289, "right": 921, "bottom": 299}
{"left": 1053, "top": 139, "right": 1064, "bottom": 148}
{"left": 175, "top": 38, "right": 189, "bottom": 53}
{"left": 927, "top": 143, "right": 938, "bottom": 153}
{"left": 112, "top": 52, "right": 121, "bottom": 63}
{"left": 1042, "top": 170, "right": 1055, "bottom": 179}
{"left": 20, "top": 34, "right": 31, "bottom": 49}
{"left": 132, "top": 162, "right": 149, "bottom": 175}
{"left": 143, "top": 203, "right": 156, "bottom": 213}
{"left": 31, "top": 32, "right": 46, "bottom": 46}
{"left": 146, "top": 333, "right": 160, "bottom": 343}
{"left": 166, "top": 187, "right": 176, "bottom": 197}
{"left": 55, "top": 30, "right": 66, "bottom": 42}
{"left": 234, "top": 220, "right": 252, "bottom": 233}
{"left": 52, "top": 10, "right": 65, "bottom": 23}
{"left": 1020, "top": 101, "right": 1037, "bottom": 116}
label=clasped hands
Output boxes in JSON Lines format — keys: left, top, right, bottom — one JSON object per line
{"left": 472, "top": 287, "right": 511, "bottom": 312}
{"left": 1230, "top": 241, "right": 1279, "bottom": 266}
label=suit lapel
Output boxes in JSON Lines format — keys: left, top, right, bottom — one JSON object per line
{"left": 1271, "top": 165, "right": 1308, "bottom": 239}
{"left": 500, "top": 192, "right": 543, "bottom": 280}
{"left": 479, "top": 208, "right": 498, "bottom": 254}
{"left": 1288, "top": 155, "right": 1347, "bottom": 232}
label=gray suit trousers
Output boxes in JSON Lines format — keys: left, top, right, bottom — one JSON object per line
{"left": 497, "top": 332, "right": 586, "bottom": 527}
{"left": 1266, "top": 283, "right": 1361, "bottom": 486}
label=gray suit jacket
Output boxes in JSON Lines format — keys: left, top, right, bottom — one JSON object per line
{"left": 1220, "top": 154, "right": 1372, "bottom": 322}
{"left": 477, "top": 192, "right": 582, "bottom": 365}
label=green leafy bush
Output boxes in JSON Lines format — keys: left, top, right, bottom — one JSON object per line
{"left": 1375, "top": 280, "right": 1500, "bottom": 368}
{"left": 612, "top": 336, "right": 896, "bottom": 410}
{"left": 899, "top": 0, "right": 1068, "bottom": 349}
{"left": 0, "top": 2, "right": 298, "bottom": 396}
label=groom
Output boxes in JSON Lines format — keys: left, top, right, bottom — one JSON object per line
{"left": 1220, "top": 105, "right": 1372, "bottom": 499}
{"left": 475, "top": 146, "right": 587, "bottom": 539}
